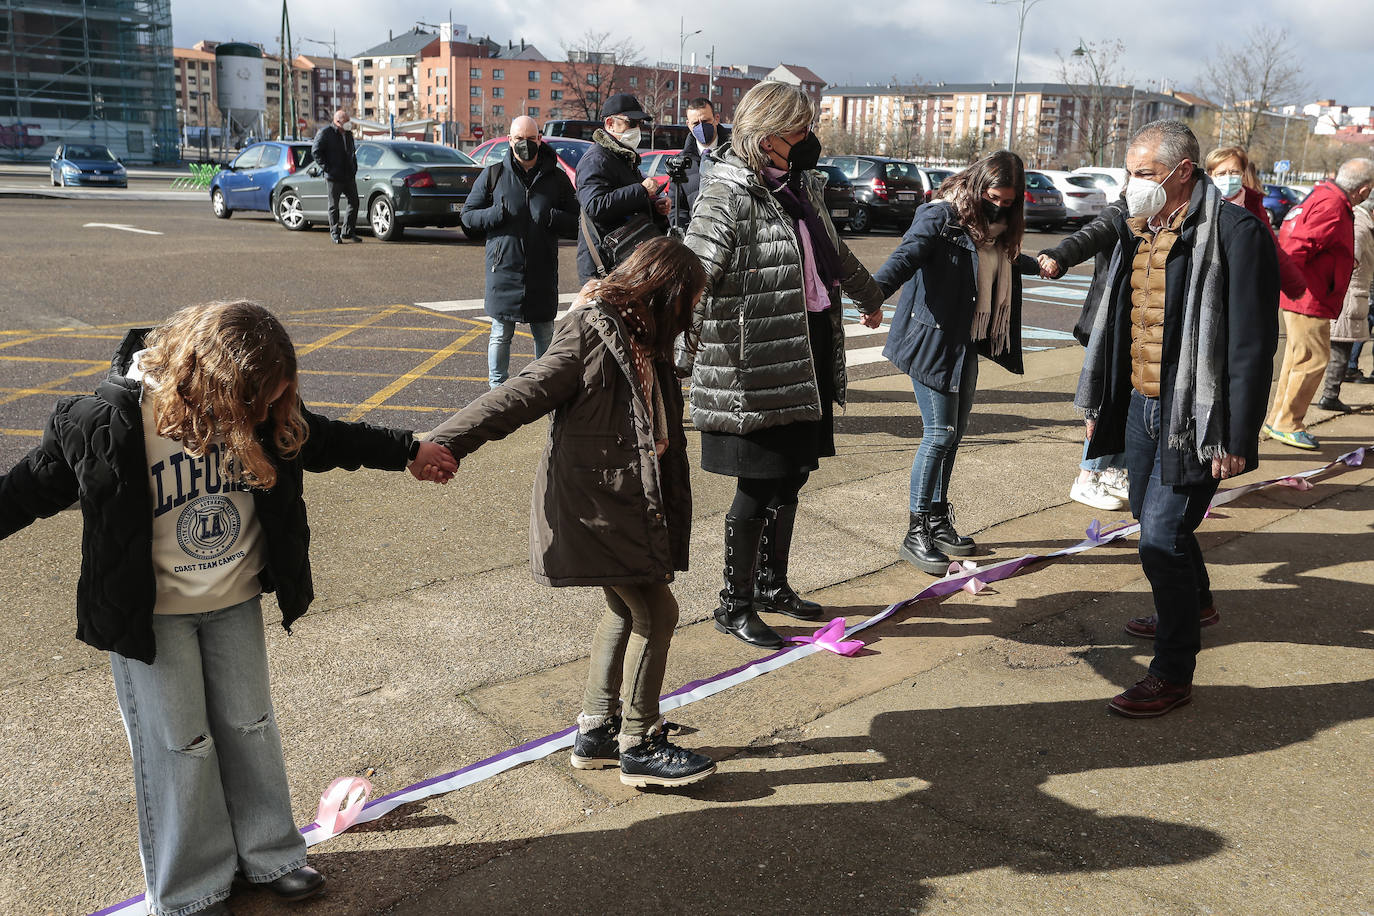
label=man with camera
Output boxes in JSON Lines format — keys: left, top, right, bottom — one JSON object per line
{"left": 672, "top": 97, "right": 731, "bottom": 228}
{"left": 576, "top": 93, "right": 669, "bottom": 281}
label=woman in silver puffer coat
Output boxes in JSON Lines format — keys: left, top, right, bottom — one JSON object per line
{"left": 682, "top": 80, "right": 886, "bottom": 650}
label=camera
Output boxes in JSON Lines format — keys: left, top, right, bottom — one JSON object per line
{"left": 665, "top": 154, "right": 690, "bottom": 184}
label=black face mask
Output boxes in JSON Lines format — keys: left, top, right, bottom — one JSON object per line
{"left": 778, "top": 131, "right": 822, "bottom": 173}
{"left": 982, "top": 199, "right": 1009, "bottom": 223}
{"left": 511, "top": 138, "right": 539, "bottom": 162}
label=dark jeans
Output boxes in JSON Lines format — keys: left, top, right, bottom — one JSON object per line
{"left": 1124, "top": 390, "right": 1219, "bottom": 685}
{"left": 908, "top": 347, "right": 979, "bottom": 512}
{"left": 326, "top": 175, "right": 359, "bottom": 239}
{"left": 1323, "top": 340, "right": 1354, "bottom": 399}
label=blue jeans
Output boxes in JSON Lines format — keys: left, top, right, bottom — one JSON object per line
{"left": 1080, "top": 437, "right": 1126, "bottom": 472}
{"left": 488, "top": 318, "right": 555, "bottom": 388}
{"left": 110, "top": 597, "right": 306, "bottom": 916}
{"left": 909, "top": 349, "right": 978, "bottom": 512}
{"left": 1123, "top": 390, "right": 1219, "bottom": 685}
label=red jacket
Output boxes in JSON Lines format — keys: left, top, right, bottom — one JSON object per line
{"left": 1278, "top": 181, "right": 1356, "bottom": 319}
{"left": 1240, "top": 186, "right": 1304, "bottom": 297}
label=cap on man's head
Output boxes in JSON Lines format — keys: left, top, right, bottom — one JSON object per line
{"left": 600, "top": 93, "right": 652, "bottom": 122}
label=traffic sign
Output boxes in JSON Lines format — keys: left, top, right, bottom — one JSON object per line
{"left": 1275, "top": 159, "right": 1291, "bottom": 173}
{"left": 472, "top": 126, "right": 484, "bottom": 140}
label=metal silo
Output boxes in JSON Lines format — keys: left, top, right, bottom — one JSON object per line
{"left": 215, "top": 42, "right": 267, "bottom": 143}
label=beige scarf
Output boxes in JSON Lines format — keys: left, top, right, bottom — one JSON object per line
{"left": 971, "top": 222, "right": 1013, "bottom": 355}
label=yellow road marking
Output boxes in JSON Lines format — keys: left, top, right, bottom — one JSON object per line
{"left": 340, "top": 327, "right": 485, "bottom": 422}
{"left": 307, "top": 402, "right": 455, "bottom": 413}
{"left": 0, "top": 334, "right": 52, "bottom": 351}
{"left": 0, "top": 387, "right": 86, "bottom": 397}
{"left": 301, "top": 370, "right": 488, "bottom": 381}
{"left": 295, "top": 305, "right": 406, "bottom": 357}
{"left": 0, "top": 356, "right": 106, "bottom": 365}
{"left": 0, "top": 363, "right": 106, "bottom": 407}
{"left": 0, "top": 428, "right": 43, "bottom": 437}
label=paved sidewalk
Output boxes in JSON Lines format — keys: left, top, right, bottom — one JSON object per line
{"left": 1, "top": 345, "right": 1371, "bottom": 915}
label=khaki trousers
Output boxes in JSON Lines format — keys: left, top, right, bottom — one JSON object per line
{"left": 581, "top": 583, "right": 679, "bottom": 740}
{"left": 1266, "top": 311, "right": 1331, "bottom": 433}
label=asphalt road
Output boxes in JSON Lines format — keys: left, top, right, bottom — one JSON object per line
{"left": 0, "top": 196, "right": 1089, "bottom": 470}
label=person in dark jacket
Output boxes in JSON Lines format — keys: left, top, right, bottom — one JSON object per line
{"left": 671, "top": 96, "right": 731, "bottom": 228}
{"left": 681, "top": 80, "right": 886, "bottom": 651}
{"left": 0, "top": 301, "right": 455, "bottom": 916}
{"left": 1075, "top": 121, "right": 1279, "bottom": 718}
{"left": 1038, "top": 193, "right": 1132, "bottom": 512}
{"left": 1263, "top": 157, "right": 1373, "bottom": 449}
{"left": 429, "top": 238, "right": 717, "bottom": 789}
{"left": 461, "top": 116, "right": 579, "bottom": 388}
{"left": 311, "top": 108, "right": 360, "bottom": 243}
{"left": 576, "top": 93, "right": 670, "bottom": 281}
{"left": 873, "top": 151, "right": 1040, "bottom": 575}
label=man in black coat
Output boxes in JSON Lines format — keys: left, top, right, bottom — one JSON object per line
{"left": 576, "top": 93, "right": 669, "bottom": 281}
{"left": 461, "top": 116, "right": 579, "bottom": 387}
{"left": 672, "top": 96, "right": 730, "bottom": 228}
{"left": 311, "top": 108, "right": 359, "bottom": 243}
{"left": 1076, "top": 121, "right": 1278, "bottom": 719}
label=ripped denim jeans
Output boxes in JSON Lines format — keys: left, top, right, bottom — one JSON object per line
{"left": 110, "top": 596, "right": 306, "bottom": 916}
{"left": 909, "top": 348, "right": 979, "bottom": 513}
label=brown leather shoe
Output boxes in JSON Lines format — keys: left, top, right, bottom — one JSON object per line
{"left": 1109, "top": 675, "right": 1192, "bottom": 718}
{"left": 1124, "top": 604, "right": 1219, "bottom": 639}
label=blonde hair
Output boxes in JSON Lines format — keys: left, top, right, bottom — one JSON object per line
{"left": 730, "top": 81, "right": 815, "bottom": 173}
{"left": 1204, "top": 145, "right": 1251, "bottom": 176}
{"left": 138, "top": 301, "right": 307, "bottom": 489}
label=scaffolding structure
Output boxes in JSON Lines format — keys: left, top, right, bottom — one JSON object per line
{"left": 0, "top": 0, "right": 177, "bottom": 163}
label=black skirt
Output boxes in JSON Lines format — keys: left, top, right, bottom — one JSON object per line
{"left": 700, "top": 308, "right": 836, "bottom": 479}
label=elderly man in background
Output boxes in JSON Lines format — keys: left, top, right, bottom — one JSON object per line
{"left": 311, "top": 108, "right": 359, "bottom": 243}
{"left": 1263, "top": 157, "right": 1374, "bottom": 448}
{"left": 1076, "top": 120, "right": 1278, "bottom": 718}
{"left": 460, "top": 116, "right": 579, "bottom": 387}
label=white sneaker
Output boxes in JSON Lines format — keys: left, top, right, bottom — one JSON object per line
{"left": 1099, "top": 468, "right": 1129, "bottom": 500}
{"left": 1070, "top": 476, "right": 1126, "bottom": 511}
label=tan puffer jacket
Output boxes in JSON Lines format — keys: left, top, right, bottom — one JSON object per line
{"left": 1127, "top": 214, "right": 1184, "bottom": 397}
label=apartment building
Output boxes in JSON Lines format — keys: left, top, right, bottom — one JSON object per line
{"left": 352, "top": 28, "right": 436, "bottom": 123}
{"left": 299, "top": 55, "right": 356, "bottom": 124}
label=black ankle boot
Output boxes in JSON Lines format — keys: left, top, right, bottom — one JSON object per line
{"left": 714, "top": 515, "right": 784, "bottom": 649}
{"left": 756, "top": 502, "right": 823, "bottom": 621}
{"left": 619, "top": 729, "right": 716, "bottom": 788}
{"left": 928, "top": 501, "right": 975, "bottom": 556}
{"left": 570, "top": 713, "right": 621, "bottom": 769}
{"left": 900, "top": 511, "right": 951, "bottom": 575}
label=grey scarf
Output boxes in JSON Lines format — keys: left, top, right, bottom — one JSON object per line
{"left": 1075, "top": 178, "right": 1230, "bottom": 461}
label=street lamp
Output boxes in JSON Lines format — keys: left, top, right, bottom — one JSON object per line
{"left": 677, "top": 19, "right": 701, "bottom": 127}
{"left": 301, "top": 32, "right": 339, "bottom": 116}
{"left": 990, "top": 0, "right": 1048, "bottom": 148}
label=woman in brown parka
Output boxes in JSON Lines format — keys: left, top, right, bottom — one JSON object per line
{"left": 428, "top": 237, "right": 716, "bottom": 789}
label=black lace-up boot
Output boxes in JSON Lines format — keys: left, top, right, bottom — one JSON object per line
{"left": 755, "top": 502, "right": 823, "bottom": 621}
{"left": 570, "top": 712, "right": 621, "bottom": 769}
{"left": 619, "top": 725, "right": 716, "bottom": 788}
{"left": 714, "top": 515, "right": 784, "bottom": 649}
{"left": 900, "top": 511, "right": 951, "bottom": 575}
{"left": 928, "top": 501, "right": 975, "bottom": 556}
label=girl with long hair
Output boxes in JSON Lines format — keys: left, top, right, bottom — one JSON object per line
{"left": 873, "top": 151, "right": 1040, "bottom": 574}
{"left": 428, "top": 237, "right": 717, "bottom": 788}
{"left": 0, "top": 301, "right": 455, "bottom": 916}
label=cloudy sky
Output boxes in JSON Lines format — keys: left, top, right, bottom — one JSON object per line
{"left": 172, "top": 0, "right": 1372, "bottom": 104}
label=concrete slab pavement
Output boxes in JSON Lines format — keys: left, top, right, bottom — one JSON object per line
{"left": 1, "top": 337, "right": 1371, "bottom": 914}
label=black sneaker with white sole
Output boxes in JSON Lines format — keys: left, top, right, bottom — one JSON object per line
{"left": 570, "top": 714, "right": 621, "bottom": 769}
{"left": 618, "top": 729, "right": 716, "bottom": 788}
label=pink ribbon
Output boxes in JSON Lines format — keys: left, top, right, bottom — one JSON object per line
{"left": 946, "top": 560, "right": 987, "bottom": 595}
{"left": 788, "top": 617, "right": 865, "bottom": 656}
{"left": 1277, "top": 476, "right": 1314, "bottom": 491}
{"left": 314, "top": 776, "right": 372, "bottom": 839}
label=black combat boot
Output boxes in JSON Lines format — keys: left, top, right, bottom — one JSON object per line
{"left": 928, "top": 501, "right": 975, "bottom": 556}
{"left": 900, "top": 511, "right": 951, "bottom": 575}
{"left": 570, "top": 712, "right": 621, "bottom": 770}
{"left": 619, "top": 727, "right": 716, "bottom": 788}
{"left": 755, "top": 502, "right": 823, "bottom": 621}
{"left": 714, "top": 515, "right": 784, "bottom": 649}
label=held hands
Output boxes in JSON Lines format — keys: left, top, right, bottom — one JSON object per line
{"left": 859, "top": 309, "right": 884, "bottom": 329}
{"left": 1037, "top": 254, "right": 1063, "bottom": 280}
{"left": 408, "top": 440, "right": 458, "bottom": 484}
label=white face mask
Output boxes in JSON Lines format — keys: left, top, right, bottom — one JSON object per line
{"left": 1125, "top": 160, "right": 1184, "bottom": 219}
{"left": 1212, "top": 174, "right": 1244, "bottom": 200}
{"left": 616, "top": 125, "right": 642, "bottom": 150}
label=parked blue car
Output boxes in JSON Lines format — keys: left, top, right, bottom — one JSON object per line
{"left": 49, "top": 143, "right": 127, "bottom": 187}
{"left": 1262, "top": 184, "right": 1305, "bottom": 228}
{"left": 210, "top": 141, "right": 313, "bottom": 218}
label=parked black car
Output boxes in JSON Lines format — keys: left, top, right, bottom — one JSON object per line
{"left": 269, "top": 139, "right": 482, "bottom": 240}
{"left": 817, "top": 164, "right": 858, "bottom": 232}
{"left": 818, "top": 155, "right": 926, "bottom": 232}
{"left": 1023, "top": 170, "right": 1067, "bottom": 230}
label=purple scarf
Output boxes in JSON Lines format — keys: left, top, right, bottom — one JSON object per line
{"left": 764, "top": 171, "right": 842, "bottom": 288}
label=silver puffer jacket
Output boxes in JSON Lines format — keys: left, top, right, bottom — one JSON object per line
{"left": 681, "top": 146, "right": 886, "bottom": 435}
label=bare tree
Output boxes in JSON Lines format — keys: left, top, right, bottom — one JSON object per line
{"left": 558, "top": 31, "right": 643, "bottom": 121}
{"left": 637, "top": 71, "right": 677, "bottom": 146}
{"left": 1203, "top": 25, "right": 1306, "bottom": 149}
{"left": 1056, "top": 39, "right": 1132, "bottom": 167}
